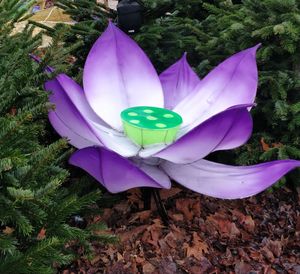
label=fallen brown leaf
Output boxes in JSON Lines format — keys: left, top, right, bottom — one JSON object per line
{"left": 261, "top": 137, "right": 270, "bottom": 151}
{"left": 90, "top": 255, "right": 101, "bottom": 265}
{"left": 261, "top": 245, "right": 275, "bottom": 262}
{"left": 2, "top": 226, "right": 14, "bottom": 235}
{"left": 263, "top": 265, "right": 277, "bottom": 274}
{"left": 272, "top": 142, "right": 283, "bottom": 148}
{"left": 37, "top": 227, "right": 46, "bottom": 240}
{"left": 127, "top": 189, "right": 142, "bottom": 205}
{"left": 117, "top": 252, "right": 123, "bottom": 262}
{"left": 170, "top": 213, "right": 184, "bottom": 222}
{"left": 265, "top": 239, "right": 282, "bottom": 257}
{"left": 142, "top": 262, "right": 156, "bottom": 273}
{"left": 244, "top": 215, "right": 255, "bottom": 233}
{"left": 184, "top": 232, "right": 208, "bottom": 260}
{"left": 119, "top": 224, "right": 148, "bottom": 242}
{"left": 176, "top": 198, "right": 201, "bottom": 221}
{"left": 129, "top": 210, "right": 151, "bottom": 223}
{"left": 160, "top": 187, "right": 182, "bottom": 200}
{"left": 164, "top": 232, "right": 177, "bottom": 249}
{"left": 207, "top": 213, "right": 240, "bottom": 238}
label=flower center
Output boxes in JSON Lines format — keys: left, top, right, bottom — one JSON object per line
{"left": 120, "top": 106, "right": 183, "bottom": 147}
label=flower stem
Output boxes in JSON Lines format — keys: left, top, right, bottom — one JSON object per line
{"left": 142, "top": 187, "right": 152, "bottom": 210}
{"left": 141, "top": 188, "right": 169, "bottom": 226}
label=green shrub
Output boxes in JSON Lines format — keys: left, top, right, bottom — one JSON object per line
{"left": 0, "top": 1, "right": 114, "bottom": 273}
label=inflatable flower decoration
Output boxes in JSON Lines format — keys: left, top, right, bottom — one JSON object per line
{"left": 45, "top": 22, "right": 300, "bottom": 199}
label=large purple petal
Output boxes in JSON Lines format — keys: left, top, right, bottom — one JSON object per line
{"left": 55, "top": 74, "right": 109, "bottom": 127}
{"left": 174, "top": 45, "right": 260, "bottom": 132}
{"left": 161, "top": 159, "right": 300, "bottom": 199}
{"left": 83, "top": 22, "right": 164, "bottom": 130}
{"left": 140, "top": 105, "right": 253, "bottom": 162}
{"left": 69, "top": 147, "right": 169, "bottom": 193}
{"left": 87, "top": 120, "right": 140, "bottom": 157}
{"left": 138, "top": 164, "right": 171, "bottom": 189}
{"left": 131, "top": 157, "right": 171, "bottom": 189}
{"left": 48, "top": 111, "right": 97, "bottom": 148}
{"left": 45, "top": 78, "right": 102, "bottom": 148}
{"left": 159, "top": 53, "right": 200, "bottom": 110}
{"left": 45, "top": 75, "right": 140, "bottom": 157}
{"left": 56, "top": 74, "right": 140, "bottom": 156}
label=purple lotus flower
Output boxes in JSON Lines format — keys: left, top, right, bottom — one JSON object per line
{"left": 45, "top": 22, "right": 300, "bottom": 199}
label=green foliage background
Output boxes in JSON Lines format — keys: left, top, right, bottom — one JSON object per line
{"left": 0, "top": 1, "right": 115, "bottom": 273}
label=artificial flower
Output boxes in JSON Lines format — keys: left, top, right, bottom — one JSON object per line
{"left": 45, "top": 22, "right": 300, "bottom": 199}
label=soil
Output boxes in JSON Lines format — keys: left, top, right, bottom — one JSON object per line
{"left": 60, "top": 186, "right": 300, "bottom": 273}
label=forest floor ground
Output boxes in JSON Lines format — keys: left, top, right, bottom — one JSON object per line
{"left": 60, "top": 185, "right": 300, "bottom": 273}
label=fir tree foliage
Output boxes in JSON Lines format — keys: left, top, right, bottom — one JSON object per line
{"left": 0, "top": 1, "right": 114, "bottom": 273}
{"left": 53, "top": 0, "right": 115, "bottom": 75}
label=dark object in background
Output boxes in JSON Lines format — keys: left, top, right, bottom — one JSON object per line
{"left": 69, "top": 215, "right": 87, "bottom": 229}
{"left": 117, "top": 0, "right": 142, "bottom": 33}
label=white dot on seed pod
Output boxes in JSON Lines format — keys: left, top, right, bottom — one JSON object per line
{"left": 128, "top": 112, "right": 138, "bottom": 116}
{"left": 146, "top": 116, "right": 157, "bottom": 120}
{"left": 130, "top": 120, "right": 140, "bottom": 124}
{"left": 143, "top": 109, "right": 153, "bottom": 114}
{"left": 155, "top": 123, "right": 167, "bottom": 128}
